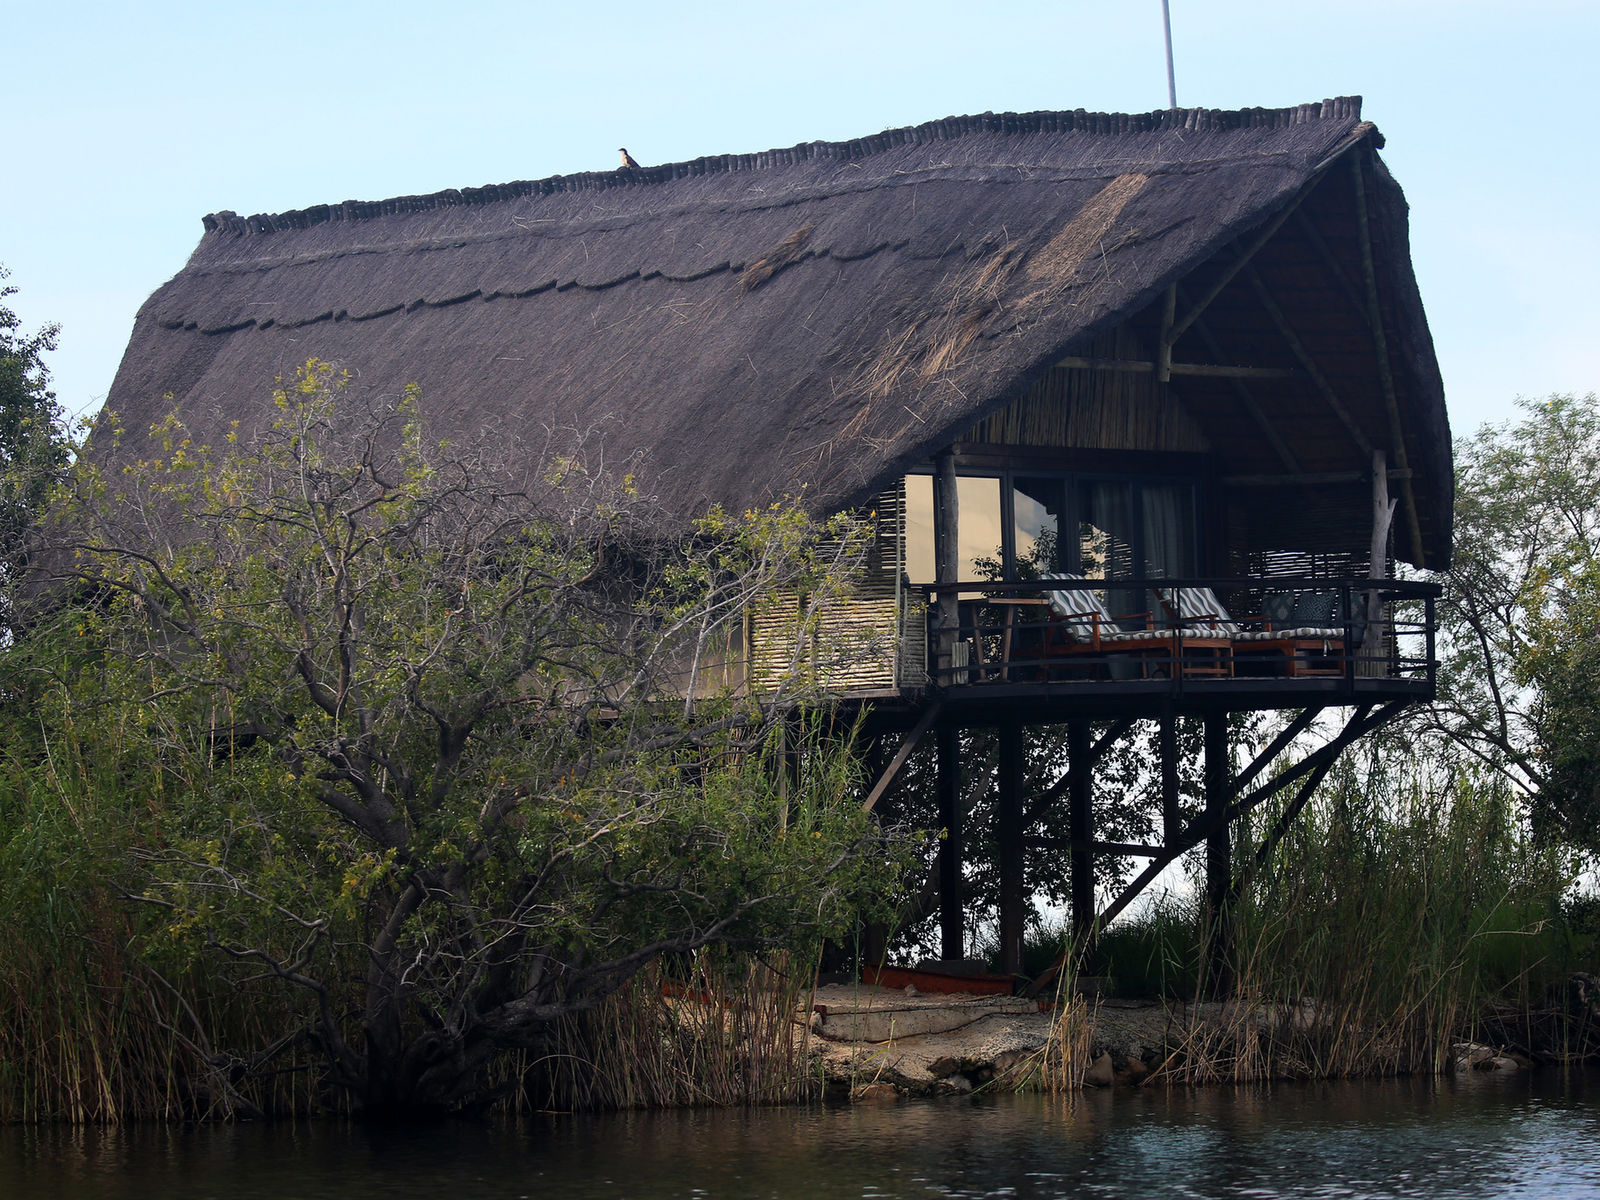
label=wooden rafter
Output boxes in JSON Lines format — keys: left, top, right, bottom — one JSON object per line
{"left": 1188, "top": 310, "right": 1304, "bottom": 476}
{"left": 1352, "top": 155, "right": 1427, "bottom": 565}
{"left": 860, "top": 701, "right": 943, "bottom": 814}
{"left": 1169, "top": 181, "right": 1320, "bottom": 344}
{"left": 1222, "top": 469, "right": 1412, "bottom": 487}
{"left": 1166, "top": 126, "right": 1373, "bottom": 347}
{"left": 1245, "top": 264, "right": 1374, "bottom": 458}
{"left": 1291, "top": 206, "right": 1372, "bottom": 334}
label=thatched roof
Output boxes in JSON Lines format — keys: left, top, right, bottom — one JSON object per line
{"left": 102, "top": 97, "right": 1450, "bottom": 565}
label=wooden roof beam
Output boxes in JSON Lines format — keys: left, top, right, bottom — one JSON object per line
{"left": 1352, "top": 155, "right": 1426, "bottom": 566}
{"left": 1052, "top": 355, "right": 1299, "bottom": 381}
{"left": 1222, "top": 468, "right": 1412, "bottom": 486}
{"left": 1245, "top": 264, "right": 1374, "bottom": 459}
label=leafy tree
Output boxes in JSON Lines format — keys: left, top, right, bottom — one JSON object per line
{"left": 0, "top": 265, "right": 68, "bottom": 634}
{"left": 25, "top": 360, "right": 912, "bottom": 1115}
{"left": 1423, "top": 393, "right": 1600, "bottom": 850}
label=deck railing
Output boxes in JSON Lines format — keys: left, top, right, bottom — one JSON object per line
{"left": 916, "top": 575, "right": 1439, "bottom": 697}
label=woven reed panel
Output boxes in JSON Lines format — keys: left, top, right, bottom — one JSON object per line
{"left": 746, "top": 486, "right": 908, "bottom": 694}
{"left": 967, "top": 329, "right": 1211, "bottom": 453}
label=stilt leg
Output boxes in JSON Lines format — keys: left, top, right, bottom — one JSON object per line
{"left": 937, "top": 725, "right": 964, "bottom": 962}
{"left": 1067, "top": 720, "right": 1094, "bottom": 969}
{"left": 1160, "top": 710, "right": 1180, "bottom": 845}
{"left": 1203, "top": 712, "right": 1233, "bottom": 997}
{"left": 998, "top": 723, "right": 1025, "bottom": 976}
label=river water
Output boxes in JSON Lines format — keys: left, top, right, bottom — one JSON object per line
{"left": 4, "top": 1070, "right": 1598, "bottom": 1199}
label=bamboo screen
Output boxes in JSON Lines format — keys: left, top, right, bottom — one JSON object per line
{"left": 746, "top": 483, "right": 914, "bottom": 694}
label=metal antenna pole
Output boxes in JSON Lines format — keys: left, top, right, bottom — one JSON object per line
{"left": 1162, "top": 0, "right": 1178, "bottom": 109}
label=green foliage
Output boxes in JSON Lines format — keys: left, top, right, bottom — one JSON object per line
{"left": 1429, "top": 392, "right": 1600, "bottom": 851}
{"left": 8, "top": 360, "right": 913, "bottom": 1116}
{"left": 1095, "top": 895, "right": 1200, "bottom": 999}
{"left": 0, "top": 266, "right": 70, "bottom": 636}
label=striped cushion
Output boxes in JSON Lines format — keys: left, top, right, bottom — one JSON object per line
{"left": 1233, "top": 626, "right": 1342, "bottom": 642}
{"left": 1170, "top": 585, "right": 1239, "bottom": 634}
{"left": 1104, "top": 627, "right": 1225, "bottom": 644}
{"left": 1042, "top": 573, "right": 1114, "bottom": 642}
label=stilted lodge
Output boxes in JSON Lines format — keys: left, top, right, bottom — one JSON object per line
{"left": 101, "top": 98, "right": 1450, "bottom": 983}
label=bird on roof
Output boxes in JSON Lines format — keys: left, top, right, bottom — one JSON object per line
{"left": 618, "top": 147, "right": 640, "bottom": 169}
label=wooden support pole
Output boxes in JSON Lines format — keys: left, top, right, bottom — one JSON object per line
{"left": 780, "top": 709, "right": 802, "bottom": 812}
{"left": 1232, "top": 705, "right": 1324, "bottom": 795}
{"left": 1026, "top": 701, "right": 1405, "bottom": 999}
{"left": 1370, "top": 447, "right": 1394, "bottom": 573}
{"left": 1366, "top": 449, "right": 1398, "bottom": 660}
{"left": 998, "top": 722, "right": 1026, "bottom": 977}
{"left": 1067, "top": 720, "right": 1094, "bottom": 952}
{"left": 1160, "top": 710, "right": 1180, "bottom": 845}
{"left": 936, "top": 725, "right": 964, "bottom": 962}
{"left": 932, "top": 451, "right": 960, "bottom": 681}
{"left": 1203, "top": 712, "right": 1233, "bottom": 998}
{"left": 1156, "top": 283, "right": 1177, "bottom": 383}
{"left": 1022, "top": 716, "right": 1135, "bottom": 827}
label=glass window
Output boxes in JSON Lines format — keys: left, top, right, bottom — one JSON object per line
{"left": 905, "top": 474, "right": 934, "bottom": 584}
{"left": 958, "top": 476, "right": 1003, "bottom": 581}
{"left": 1078, "top": 480, "right": 1136, "bottom": 580}
{"left": 1141, "top": 482, "right": 1197, "bottom": 578}
{"left": 906, "top": 471, "right": 1199, "bottom": 590}
{"left": 1012, "top": 477, "right": 1067, "bottom": 578}
{"left": 903, "top": 474, "right": 1005, "bottom": 583}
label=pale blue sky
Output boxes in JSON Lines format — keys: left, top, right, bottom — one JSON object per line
{"left": 5, "top": 0, "right": 1597, "bottom": 437}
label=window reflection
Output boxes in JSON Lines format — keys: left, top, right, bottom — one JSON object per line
{"left": 1012, "top": 478, "right": 1066, "bottom": 577}
{"left": 1078, "top": 481, "right": 1136, "bottom": 580}
{"left": 906, "top": 471, "right": 1198, "bottom": 588}
{"left": 904, "top": 475, "right": 1005, "bottom": 584}
{"left": 906, "top": 474, "right": 934, "bottom": 584}
{"left": 957, "top": 476, "right": 1002, "bottom": 582}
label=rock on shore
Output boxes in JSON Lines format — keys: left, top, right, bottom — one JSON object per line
{"left": 806, "top": 983, "right": 1182, "bottom": 1097}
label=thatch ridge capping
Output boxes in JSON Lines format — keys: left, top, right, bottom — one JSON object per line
{"left": 198, "top": 97, "right": 1366, "bottom": 238}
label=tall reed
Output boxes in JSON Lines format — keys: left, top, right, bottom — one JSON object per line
{"left": 0, "top": 710, "right": 331, "bottom": 1123}
{"left": 525, "top": 949, "right": 822, "bottom": 1112}
{"left": 1148, "top": 758, "right": 1581, "bottom": 1083}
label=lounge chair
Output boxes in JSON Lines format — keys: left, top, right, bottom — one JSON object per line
{"left": 1039, "top": 575, "right": 1230, "bottom": 679}
{"left": 1162, "top": 586, "right": 1345, "bottom": 678}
